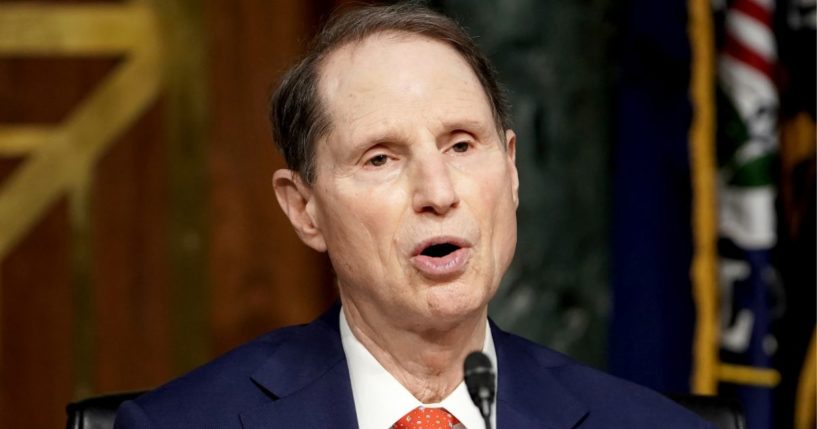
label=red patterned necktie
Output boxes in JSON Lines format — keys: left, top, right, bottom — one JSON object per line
{"left": 392, "top": 406, "right": 460, "bottom": 429}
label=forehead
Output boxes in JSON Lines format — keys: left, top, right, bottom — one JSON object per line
{"left": 316, "top": 33, "right": 495, "bottom": 142}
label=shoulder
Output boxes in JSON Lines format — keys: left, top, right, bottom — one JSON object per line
{"left": 114, "top": 322, "right": 327, "bottom": 429}
{"left": 494, "top": 328, "right": 713, "bottom": 428}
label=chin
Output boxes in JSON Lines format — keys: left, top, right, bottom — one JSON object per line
{"left": 424, "top": 283, "right": 489, "bottom": 321}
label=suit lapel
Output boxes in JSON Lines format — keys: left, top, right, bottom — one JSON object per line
{"left": 240, "top": 305, "right": 359, "bottom": 428}
{"left": 492, "top": 323, "right": 589, "bottom": 429}
{"left": 239, "top": 307, "right": 589, "bottom": 429}
{"left": 240, "top": 362, "right": 357, "bottom": 428}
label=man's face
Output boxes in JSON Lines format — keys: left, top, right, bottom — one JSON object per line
{"left": 302, "top": 33, "right": 518, "bottom": 328}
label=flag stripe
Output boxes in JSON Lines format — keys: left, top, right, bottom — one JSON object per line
{"left": 726, "top": 12, "right": 776, "bottom": 61}
{"left": 733, "top": 0, "right": 774, "bottom": 27}
{"left": 724, "top": 32, "right": 775, "bottom": 79}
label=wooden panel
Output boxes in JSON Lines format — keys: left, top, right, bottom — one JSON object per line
{"left": 90, "top": 99, "right": 173, "bottom": 392}
{"left": 0, "top": 197, "right": 73, "bottom": 428}
{"left": 0, "top": 57, "right": 119, "bottom": 123}
{"left": 0, "top": 41, "right": 132, "bottom": 427}
{"left": 0, "top": 6, "right": 346, "bottom": 427}
{"left": 0, "top": 157, "right": 20, "bottom": 182}
{"left": 206, "top": 0, "right": 335, "bottom": 354}
{"left": 149, "top": 0, "right": 211, "bottom": 376}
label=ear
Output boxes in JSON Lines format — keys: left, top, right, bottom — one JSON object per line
{"left": 505, "top": 129, "right": 520, "bottom": 208}
{"left": 272, "top": 169, "right": 327, "bottom": 252}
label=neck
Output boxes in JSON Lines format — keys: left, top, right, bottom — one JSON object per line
{"left": 342, "top": 298, "right": 486, "bottom": 403}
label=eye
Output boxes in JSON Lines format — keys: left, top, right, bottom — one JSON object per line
{"left": 366, "top": 154, "right": 389, "bottom": 167}
{"left": 451, "top": 141, "right": 471, "bottom": 153}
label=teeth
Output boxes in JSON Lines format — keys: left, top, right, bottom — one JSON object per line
{"left": 421, "top": 243, "right": 459, "bottom": 257}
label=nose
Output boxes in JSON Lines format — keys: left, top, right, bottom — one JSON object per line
{"left": 411, "top": 152, "right": 460, "bottom": 215}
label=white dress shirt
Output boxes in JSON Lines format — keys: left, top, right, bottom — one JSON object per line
{"left": 340, "top": 309, "right": 498, "bottom": 429}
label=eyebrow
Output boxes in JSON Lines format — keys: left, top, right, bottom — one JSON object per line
{"left": 440, "top": 118, "right": 491, "bottom": 133}
{"left": 350, "top": 128, "right": 413, "bottom": 150}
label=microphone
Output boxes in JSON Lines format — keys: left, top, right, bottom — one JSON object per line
{"left": 464, "top": 351, "right": 495, "bottom": 429}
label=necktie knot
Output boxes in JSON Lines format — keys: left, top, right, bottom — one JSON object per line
{"left": 392, "top": 406, "right": 460, "bottom": 429}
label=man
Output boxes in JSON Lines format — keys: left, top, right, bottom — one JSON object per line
{"left": 116, "top": 4, "right": 712, "bottom": 428}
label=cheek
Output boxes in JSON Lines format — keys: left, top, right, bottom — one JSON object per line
{"left": 318, "top": 190, "right": 404, "bottom": 271}
{"left": 480, "top": 166, "right": 518, "bottom": 263}
{"left": 496, "top": 210, "right": 517, "bottom": 268}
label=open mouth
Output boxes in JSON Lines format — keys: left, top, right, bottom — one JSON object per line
{"left": 420, "top": 242, "right": 461, "bottom": 258}
{"left": 411, "top": 238, "right": 471, "bottom": 278}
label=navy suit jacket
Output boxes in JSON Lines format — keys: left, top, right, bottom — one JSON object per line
{"left": 115, "top": 304, "right": 712, "bottom": 428}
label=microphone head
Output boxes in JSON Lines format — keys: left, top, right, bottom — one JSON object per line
{"left": 463, "top": 351, "right": 495, "bottom": 410}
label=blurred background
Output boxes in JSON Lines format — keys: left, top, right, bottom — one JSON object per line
{"left": 0, "top": 0, "right": 813, "bottom": 428}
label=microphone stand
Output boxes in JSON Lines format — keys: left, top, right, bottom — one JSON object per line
{"left": 482, "top": 411, "right": 493, "bottom": 429}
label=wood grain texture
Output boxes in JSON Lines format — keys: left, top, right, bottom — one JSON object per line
{"left": 0, "top": 57, "right": 118, "bottom": 124}
{"left": 90, "top": 99, "right": 173, "bottom": 392}
{"left": 0, "top": 197, "right": 73, "bottom": 429}
{"left": 205, "top": 0, "right": 336, "bottom": 355}
{"left": 0, "top": 3, "right": 345, "bottom": 426}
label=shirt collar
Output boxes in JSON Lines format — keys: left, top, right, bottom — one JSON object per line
{"left": 340, "top": 308, "right": 497, "bottom": 429}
